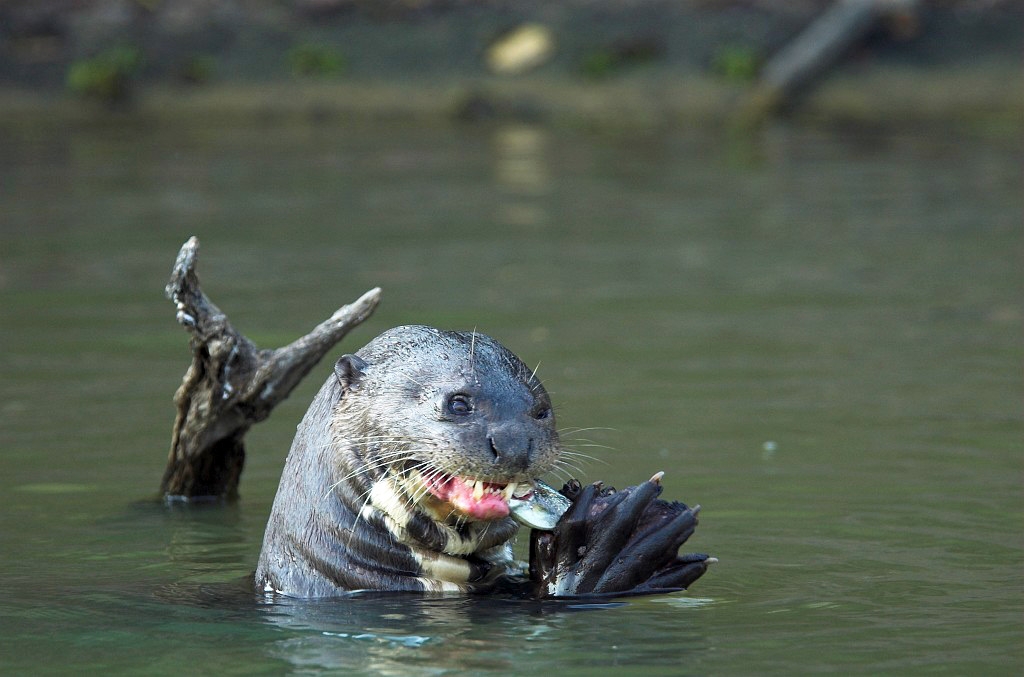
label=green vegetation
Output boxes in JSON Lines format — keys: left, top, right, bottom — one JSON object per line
{"left": 580, "top": 51, "right": 618, "bottom": 79}
{"left": 579, "top": 39, "right": 664, "bottom": 80}
{"left": 712, "top": 44, "right": 760, "bottom": 83}
{"left": 178, "top": 54, "right": 216, "bottom": 84}
{"left": 66, "top": 46, "right": 143, "bottom": 104}
{"left": 288, "top": 43, "right": 346, "bottom": 77}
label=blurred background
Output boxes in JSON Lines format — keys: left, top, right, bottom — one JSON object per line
{"left": 1, "top": 0, "right": 1021, "bottom": 125}
{"left": 1, "top": 1, "right": 1021, "bottom": 675}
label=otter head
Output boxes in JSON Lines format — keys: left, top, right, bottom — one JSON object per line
{"left": 332, "top": 325, "right": 559, "bottom": 526}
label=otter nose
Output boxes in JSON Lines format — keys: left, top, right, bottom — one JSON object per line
{"left": 488, "top": 426, "right": 533, "bottom": 472}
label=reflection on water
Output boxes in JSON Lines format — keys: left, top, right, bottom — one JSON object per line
{"left": 259, "top": 593, "right": 708, "bottom": 674}
{"left": 494, "top": 124, "right": 550, "bottom": 228}
{"left": 0, "top": 119, "right": 1020, "bottom": 675}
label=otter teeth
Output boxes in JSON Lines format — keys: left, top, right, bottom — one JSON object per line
{"left": 467, "top": 479, "right": 520, "bottom": 502}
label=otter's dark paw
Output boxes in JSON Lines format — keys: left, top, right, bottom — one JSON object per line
{"left": 528, "top": 473, "right": 714, "bottom": 598}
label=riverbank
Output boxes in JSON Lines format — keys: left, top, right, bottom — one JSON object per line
{"left": 2, "top": 65, "right": 1020, "bottom": 136}
{"left": 0, "top": 1, "right": 1020, "bottom": 134}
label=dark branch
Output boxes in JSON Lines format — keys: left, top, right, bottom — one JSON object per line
{"left": 161, "top": 236, "right": 382, "bottom": 501}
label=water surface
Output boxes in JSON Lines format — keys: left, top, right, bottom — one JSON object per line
{"left": 0, "top": 119, "right": 1020, "bottom": 674}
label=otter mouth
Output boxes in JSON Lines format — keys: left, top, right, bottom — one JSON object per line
{"left": 412, "top": 467, "right": 534, "bottom": 521}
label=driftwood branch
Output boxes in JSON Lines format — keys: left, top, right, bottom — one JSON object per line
{"left": 161, "top": 236, "right": 381, "bottom": 501}
{"left": 750, "top": 0, "right": 920, "bottom": 115}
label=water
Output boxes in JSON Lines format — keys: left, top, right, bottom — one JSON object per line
{"left": 0, "top": 118, "right": 1020, "bottom": 675}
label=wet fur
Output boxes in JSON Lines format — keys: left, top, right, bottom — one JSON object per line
{"left": 255, "top": 326, "right": 560, "bottom": 597}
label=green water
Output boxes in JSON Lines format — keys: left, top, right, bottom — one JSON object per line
{"left": 0, "top": 119, "right": 1020, "bottom": 675}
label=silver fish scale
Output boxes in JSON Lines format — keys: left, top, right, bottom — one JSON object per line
{"left": 508, "top": 480, "right": 571, "bottom": 530}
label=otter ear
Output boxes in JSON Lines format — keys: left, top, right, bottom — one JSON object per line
{"left": 335, "top": 354, "right": 368, "bottom": 389}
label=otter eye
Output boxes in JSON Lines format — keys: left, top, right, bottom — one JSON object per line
{"left": 534, "top": 405, "right": 552, "bottom": 420}
{"left": 447, "top": 394, "right": 473, "bottom": 416}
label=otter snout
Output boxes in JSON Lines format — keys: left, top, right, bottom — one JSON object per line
{"left": 487, "top": 425, "right": 535, "bottom": 473}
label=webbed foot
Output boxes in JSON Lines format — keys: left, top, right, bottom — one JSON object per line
{"left": 529, "top": 473, "right": 713, "bottom": 598}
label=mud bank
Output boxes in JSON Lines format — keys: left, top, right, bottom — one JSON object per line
{"left": 1, "top": 1, "right": 1020, "bottom": 131}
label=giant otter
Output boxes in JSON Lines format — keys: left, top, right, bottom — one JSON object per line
{"left": 256, "top": 325, "right": 711, "bottom": 598}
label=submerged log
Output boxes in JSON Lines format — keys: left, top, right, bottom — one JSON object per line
{"left": 161, "top": 236, "right": 381, "bottom": 501}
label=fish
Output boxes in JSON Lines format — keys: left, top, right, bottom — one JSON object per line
{"left": 508, "top": 480, "right": 572, "bottom": 530}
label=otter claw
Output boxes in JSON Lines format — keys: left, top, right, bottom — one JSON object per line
{"left": 528, "top": 474, "right": 712, "bottom": 598}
